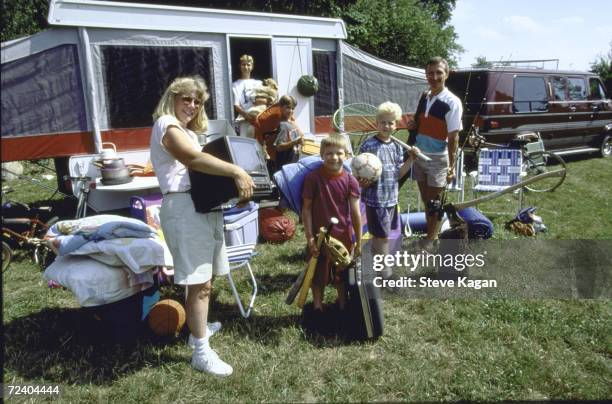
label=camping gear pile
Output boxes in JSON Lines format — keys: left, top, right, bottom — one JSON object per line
{"left": 43, "top": 214, "right": 173, "bottom": 341}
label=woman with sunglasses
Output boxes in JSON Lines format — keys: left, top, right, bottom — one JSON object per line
{"left": 150, "top": 76, "right": 254, "bottom": 376}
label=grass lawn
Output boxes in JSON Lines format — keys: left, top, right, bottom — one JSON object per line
{"left": 2, "top": 154, "right": 611, "bottom": 402}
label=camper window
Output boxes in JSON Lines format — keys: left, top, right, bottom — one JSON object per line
{"left": 101, "top": 45, "right": 216, "bottom": 128}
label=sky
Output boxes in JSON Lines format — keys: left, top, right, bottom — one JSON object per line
{"left": 450, "top": 0, "right": 612, "bottom": 71}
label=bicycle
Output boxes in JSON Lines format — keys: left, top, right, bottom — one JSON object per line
{"left": 1, "top": 187, "right": 59, "bottom": 271}
{"left": 468, "top": 129, "right": 567, "bottom": 193}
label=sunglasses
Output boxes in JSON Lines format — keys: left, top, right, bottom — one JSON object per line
{"left": 181, "top": 96, "right": 202, "bottom": 107}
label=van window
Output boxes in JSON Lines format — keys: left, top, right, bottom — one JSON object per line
{"left": 513, "top": 76, "right": 548, "bottom": 113}
{"left": 446, "top": 72, "right": 487, "bottom": 114}
{"left": 568, "top": 77, "right": 587, "bottom": 100}
{"left": 551, "top": 76, "right": 568, "bottom": 101}
{"left": 588, "top": 78, "right": 606, "bottom": 100}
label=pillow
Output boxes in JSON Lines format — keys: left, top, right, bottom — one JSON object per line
{"left": 44, "top": 255, "right": 151, "bottom": 307}
{"left": 68, "top": 237, "right": 173, "bottom": 273}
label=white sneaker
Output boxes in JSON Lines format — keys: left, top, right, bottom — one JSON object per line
{"left": 191, "top": 347, "right": 233, "bottom": 376}
{"left": 188, "top": 322, "right": 222, "bottom": 348}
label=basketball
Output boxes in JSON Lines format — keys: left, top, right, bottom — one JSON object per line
{"left": 351, "top": 153, "right": 383, "bottom": 181}
{"left": 259, "top": 208, "right": 296, "bottom": 243}
{"left": 147, "top": 299, "right": 186, "bottom": 337}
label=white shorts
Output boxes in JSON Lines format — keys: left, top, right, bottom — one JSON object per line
{"left": 160, "top": 193, "right": 229, "bottom": 285}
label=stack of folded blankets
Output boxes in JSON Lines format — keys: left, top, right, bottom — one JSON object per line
{"left": 43, "top": 214, "right": 173, "bottom": 308}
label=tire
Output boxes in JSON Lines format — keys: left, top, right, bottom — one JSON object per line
{"left": 600, "top": 134, "right": 612, "bottom": 158}
{"left": 523, "top": 151, "right": 567, "bottom": 193}
{"left": 2, "top": 241, "right": 13, "bottom": 272}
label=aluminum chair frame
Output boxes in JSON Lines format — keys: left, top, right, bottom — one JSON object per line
{"left": 224, "top": 224, "right": 258, "bottom": 318}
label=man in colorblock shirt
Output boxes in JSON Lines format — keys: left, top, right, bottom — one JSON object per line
{"left": 408, "top": 56, "right": 463, "bottom": 245}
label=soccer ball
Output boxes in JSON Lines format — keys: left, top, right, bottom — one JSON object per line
{"left": 351, "top": 153, "right": 383, "bottom": 181}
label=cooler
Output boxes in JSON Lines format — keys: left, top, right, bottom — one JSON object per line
{"left": 223, "top": 202, "right": 259, "bottom": 246}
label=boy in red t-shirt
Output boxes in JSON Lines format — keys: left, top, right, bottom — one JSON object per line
{"left": 302, "top": 134, "right": 362, "bottom": 312}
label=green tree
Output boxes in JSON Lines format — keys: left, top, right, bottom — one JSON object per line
{"left": 341, "top": 0, "right": 462, "bottom": 67}
{"left": 472, "top": 56, "right": 493, "bottom": 68}
{"left": 590, "top": 42, "right": 612, "bottom": 82}
{"left": 1, "top": 0, "right": 49, "bottom": 42}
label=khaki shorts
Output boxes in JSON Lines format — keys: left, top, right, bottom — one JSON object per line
{"left": 412, "top": 154, "right": 449, "bottom": 187}
{"left": 160, "top": 193, "right": 229, "bottom": 285}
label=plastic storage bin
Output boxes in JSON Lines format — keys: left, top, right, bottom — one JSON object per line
{"left": 130, "top": 193, "right": 163, "bottom": 229}
{"left": 223, "top": 202, "right": 259, "bottom": 246}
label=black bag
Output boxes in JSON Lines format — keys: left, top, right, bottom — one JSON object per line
{"left": 346, "top": 257, "right": 383, "bottom": 340}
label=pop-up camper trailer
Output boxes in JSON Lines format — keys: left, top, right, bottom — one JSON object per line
{"left": 1, "top": 0, "right": 426, "bottom": 211}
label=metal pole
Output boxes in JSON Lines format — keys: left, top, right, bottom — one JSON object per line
{"left": 78, "top": 27, "right": 103, "bottom": 154}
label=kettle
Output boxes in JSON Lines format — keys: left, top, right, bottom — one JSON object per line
{"left": 100, "top": 142, "right": 118, "bottom": 160}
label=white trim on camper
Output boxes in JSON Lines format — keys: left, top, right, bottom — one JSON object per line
{"left": 48, "top": 0, "right": 347, "bottom": 39}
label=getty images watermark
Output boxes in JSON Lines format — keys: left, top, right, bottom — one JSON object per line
{"left": 372, "top": 250, "right": 498, "bottom": 290}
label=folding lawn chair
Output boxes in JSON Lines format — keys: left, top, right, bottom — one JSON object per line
{"left": 469, "top": 148, "right": 524, "bottom": 212}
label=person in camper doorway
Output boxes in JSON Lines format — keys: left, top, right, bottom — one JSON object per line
{"left": 407, "top": 57, "right": 463, "bottom": 249}
{"left": 150, "top": 76, "right": 255, "bottom": 377}
{"left": 232, "top": 54, "right": 262, "bottom": 137}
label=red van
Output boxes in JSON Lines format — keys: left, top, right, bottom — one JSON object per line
{"left": 446, "top": 68, "right": 612, "bottom": 158}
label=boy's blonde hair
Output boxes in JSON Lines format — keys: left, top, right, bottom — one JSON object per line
{"left": 320, "top": 134, "right": 350, "bottom": 156}
{"left": 255, "top": 78, "right": 279, "bottom": 104}
{"left": 376, "top": 101, "right": 402, "bottom": 122}
{"left": 153, "top": 76, "right": 209, "bottom": 133}
{"left": 240, "top": 54, "right": 254, "bottom": 65}
{"left": 262, "top": 77, "right": 278, "bottom": 91}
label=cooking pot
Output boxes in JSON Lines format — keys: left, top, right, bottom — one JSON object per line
{"left": 99, "top": 166, "right": 133, "bottom": 185}
{"left": 92, "top": 157, "right": 127, "bottom": 170}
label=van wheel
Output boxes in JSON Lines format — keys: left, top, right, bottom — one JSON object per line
{"left": 600, "top": 134, "right": 612, "bottom": 158}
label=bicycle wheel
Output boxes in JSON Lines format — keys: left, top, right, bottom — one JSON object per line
{"left": 2, "top": 241, "right": 12, "bottom": 272}
{"left": 523, "top": 151, "right": 567, "bottom": 192}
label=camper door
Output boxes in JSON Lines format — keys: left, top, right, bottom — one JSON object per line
{"left": 272, "top": 38, "right": 313, "bottom": 134}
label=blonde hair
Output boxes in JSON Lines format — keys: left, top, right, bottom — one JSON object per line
{"left": 152, "top": 76, "right": 209, "bottom": 133}
{"left": 262, "top": 78, "right": 278, "bottom": 91}
{"left": 376, "top": 101, "right": 402, "bottom": 122}
{"left": 240, "top": 54, "right": 254, "bottom": 65}
{"left": 320, "top": 134, "right": 350, "bottom": 155}
{"left": 254, "top": 86, "right": 278, "bottom": 105}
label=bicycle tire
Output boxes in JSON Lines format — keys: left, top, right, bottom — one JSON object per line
{"left": 523, "top": 151, "right": 567, "bottom": 192}
{"left": 2, "top": 241, "right": 12, "bottom": 272}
